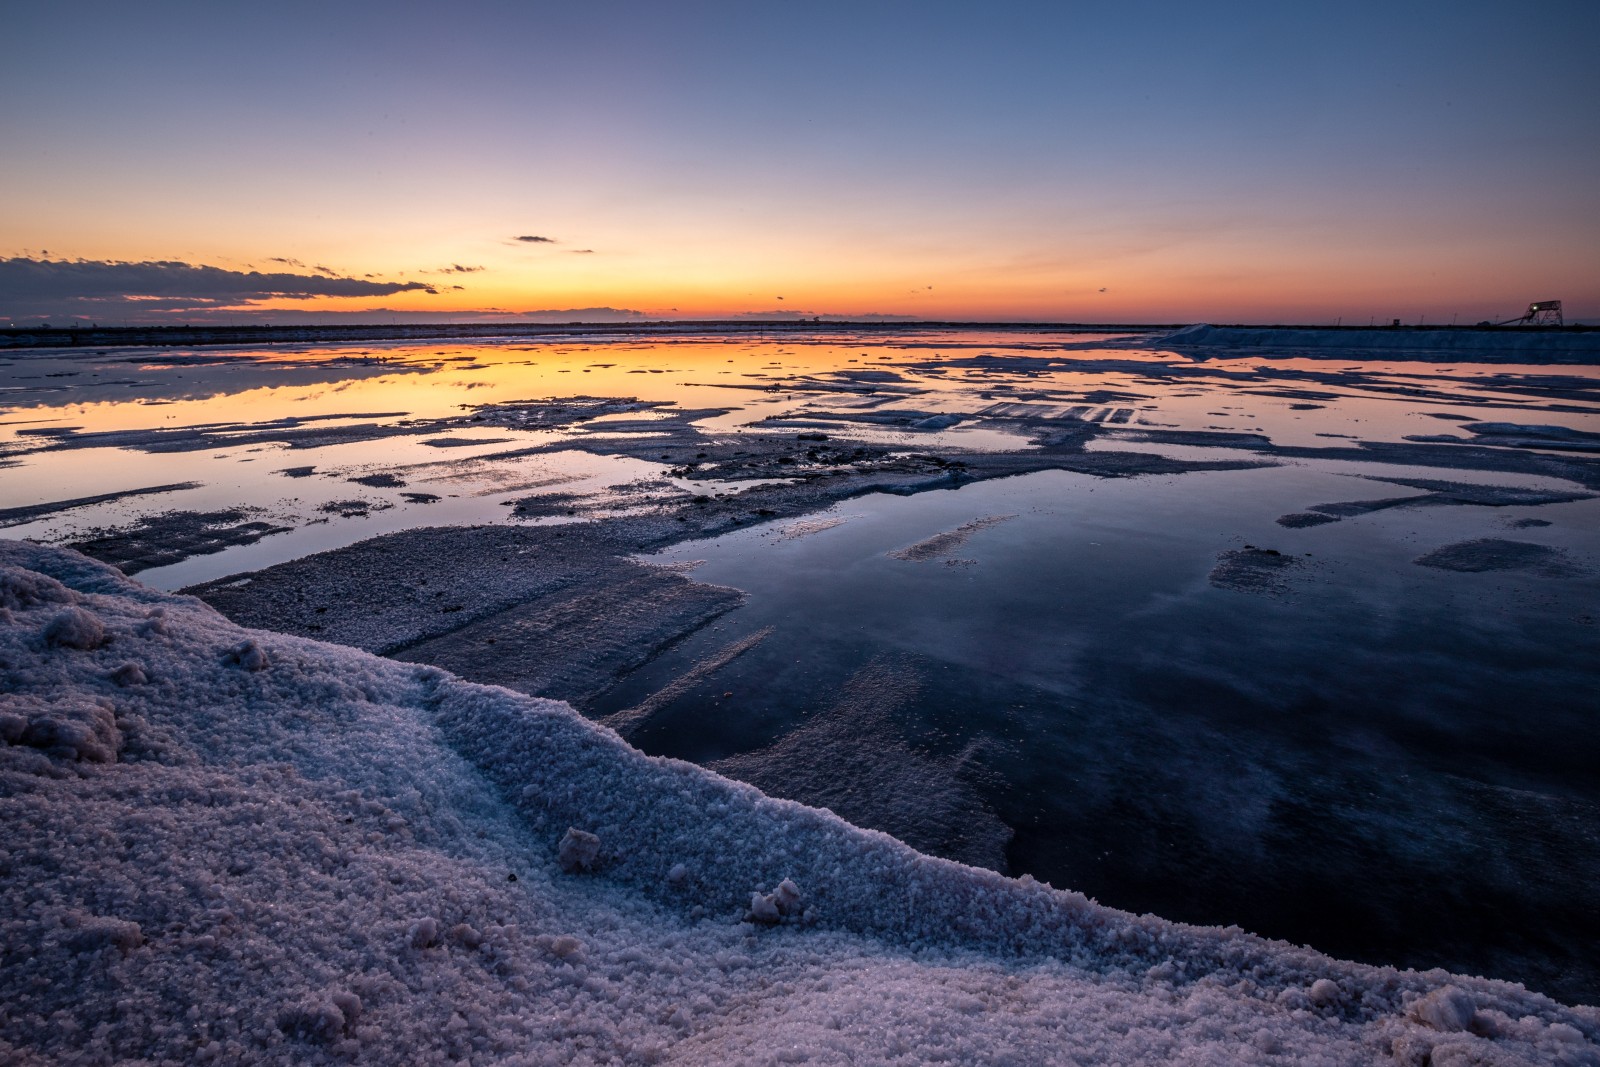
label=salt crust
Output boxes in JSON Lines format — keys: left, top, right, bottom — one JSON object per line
{"left": 2, "top": 541, "right": 1597, "bottom": 1066}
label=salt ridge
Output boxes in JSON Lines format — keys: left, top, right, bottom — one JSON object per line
{"left": 2, "top": 540, "right": 1596, "bottom": 1065}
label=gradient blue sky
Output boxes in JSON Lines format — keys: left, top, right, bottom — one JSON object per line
{"left": 3, "top": 0, "right": 1596, "bottom": 323}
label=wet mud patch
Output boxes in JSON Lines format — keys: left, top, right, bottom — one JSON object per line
{"left": 1276, "top": 511, "right": 1341, "bottom": 528}
{"left": 467, "top": 395, "right": 663, "bottom": 430}
{"left": 419, "top": 434, "right": 514, "bottom": 448}
{"left": 889, "top": 515, "right": 1016, "bottom": 563}
{"left": 0, "top": 482, "right": 201, "bottom": 528}
{"left": 508, "top": 491, "right": 589, "bottom": 519}
{"left": 316, "top": 499, "right": 393, "bottom": 518}
{"left": 1208, "top": 547, "right": 1302, "bottom": 594}
{"left": 1407, "top": 421, "right": 1600, "bottom": 454}
{"left": 709, "top": 657, "right": 1014, "bottom": 871}
{"left": 603, "top": 626, "right": 775, "bottom": 738}
{"left": 1287, "top": 477, "right": 1594, "bottom": 525}
{"left": 771, "top": 517, "right": 851, "bottom": 543}
{"left": 1414, "top": 539, "right": 1577, "bottom": 574}
{"left": 68, "top": 509, "right": 292, "bottom": 575}
{"left": 394, "top": 560, "right": 745, "bottom": 707}
{"left": 346, "top": 472, "right": 407, "bottom": 488}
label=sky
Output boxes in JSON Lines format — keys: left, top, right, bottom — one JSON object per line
{"left": 2, "top": 0, "right": 1597, "bottom": 325}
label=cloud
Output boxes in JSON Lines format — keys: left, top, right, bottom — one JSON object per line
{"left": 514, "top": 235, "right": 556, "bottom": 244}
{"left": 571, "top": 249, "right": 596, "bottom": 255}
{"left": 518, "top": 307, "right": 646, "bottom": 322}
{"left": 267, "top": 256, "right": 306, "bottom": 268}
{"left": 0, "top": 256, "right": 437, "bottom": 322}
{"left": 731, "top": 309, "right": 921, "bottom": 321}
{"left": 0, "top": 283, "right": 650, "bottom": 326}
{"left": 441, "top": 264, "right": 485, "bottom": 273}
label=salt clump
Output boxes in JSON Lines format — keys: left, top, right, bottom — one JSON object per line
{"left": 0, "top": 565, "right": 71, "bottom": 609}
{"left": 1308, "top": 978, "right": 1342, "bottom": 1006}
{"left": 557, "top": 827, "right": 601, "bottom": 872}
{"left": 43, "top": 607, "right": 104, "bottom": 649}
{"left": 225, "top": 637, "right": 269, "bottom": 671}
{"left": 1410, "top": 986, "right": 1477, "bottom": 1032}
{"left": 61, "top": 912, "right": 144, "bottom": 953}
{"left": 409, "top": 917, "right": 441, "bottom": 949}
{"left": 109, "top": 662, "right": 147, "bottom": 686}
{"left": 748, "top": 878, "right": 804, "bottom": 924}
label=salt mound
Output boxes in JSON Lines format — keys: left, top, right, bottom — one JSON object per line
{"left": 2, "top": 540, "right": 1596, "bottom": 1065}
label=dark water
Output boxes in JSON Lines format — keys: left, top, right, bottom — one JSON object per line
{"left": 597, "top": 465, "right": 1600, "bottom": 1002}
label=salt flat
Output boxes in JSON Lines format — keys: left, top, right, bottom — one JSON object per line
{"left": 3, "top": 326, "right": 1600, "bottom": 1062}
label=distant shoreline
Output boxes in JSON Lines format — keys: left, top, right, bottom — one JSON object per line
{"left": 2, "top": 319, "right": 1594, "bottom": 351}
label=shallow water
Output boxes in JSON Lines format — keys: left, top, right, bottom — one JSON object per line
{"left": 626, "top": 467, "right": 1600, "bottom": 994}
{"left": 4, "top": 327, "right": 1599, "bottom": 1000}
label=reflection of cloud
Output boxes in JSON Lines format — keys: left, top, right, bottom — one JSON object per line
{"left": 514, "top": 235, "right": 556, "bottom": 243}
{"left": 0, "top": 256, "right": 437, "bottom": 321}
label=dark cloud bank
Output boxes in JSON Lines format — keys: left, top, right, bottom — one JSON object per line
{"left": 0, "top": 257, "right": 437, "bottom": 321}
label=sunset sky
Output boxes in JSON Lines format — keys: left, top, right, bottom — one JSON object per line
{"left": 3, "top": 0, "right": 1597, "bottom": 325}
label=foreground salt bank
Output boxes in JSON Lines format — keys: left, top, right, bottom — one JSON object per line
{"left": 2, "top": 540, "right": 1597, "bottom": 1066}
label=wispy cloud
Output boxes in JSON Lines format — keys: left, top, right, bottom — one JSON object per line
{"left": 518, "top": 307, "right": 645, "bottom": 322}
{"left": 514, "top": 235, "right": 556, "bottom": 244}
{"left": 731, "top": 309, "right": 920, "bottom": 321}
{"left": 570, "top": 249, "right": 596, "bottom": 255}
